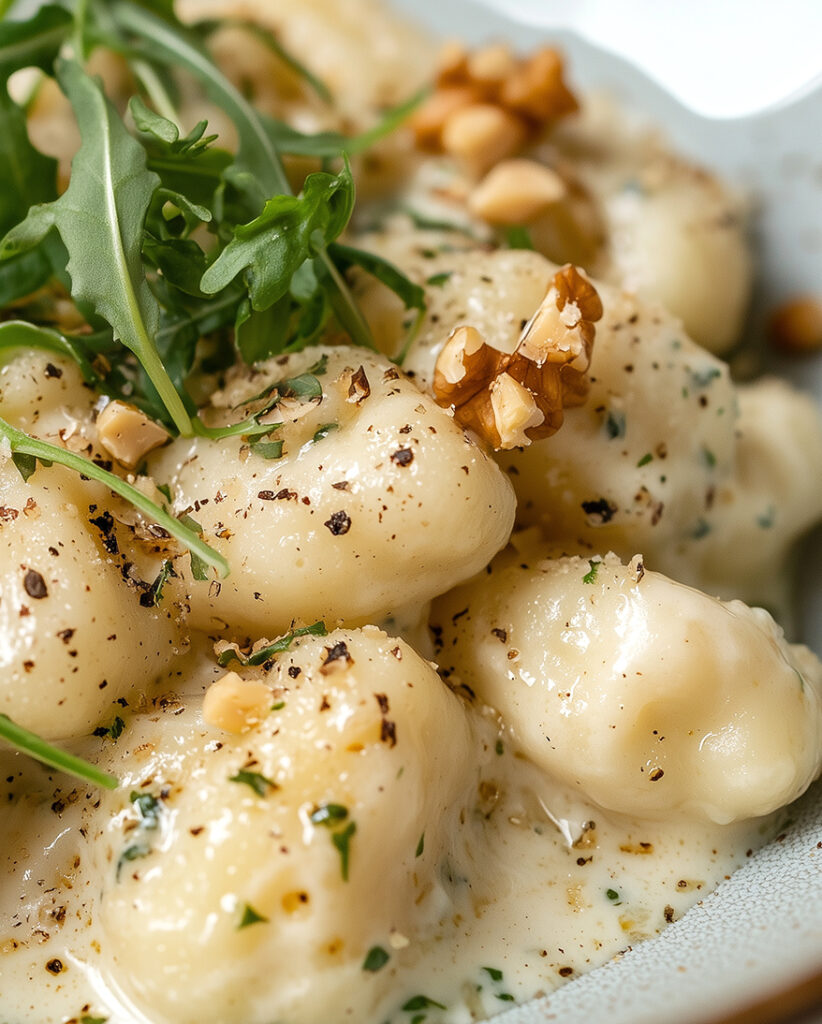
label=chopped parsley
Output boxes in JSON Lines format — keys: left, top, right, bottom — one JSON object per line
{"left": 402, "top": 994, "right": 447, "bottom": 1012}
{"left": 332, "top": 821, "right": 357, "bottom": 881}
{"left": 606, "top": 888, "right": 621, "bottom": 904}
{"left": 482, "top": 966, "right": 503, "bottom": 982}
{"left": 310, "top": 803, "right": 349, "bottom": 827}
{"left": 93, "top": 715, "right": 126, "bottom": 740}
{"left": 415, "top": 832, "right": 425, "bottom": 858}
{"left": 229, "top": 770, "right": 277, "bottom": 797}
{"left": 217, "top": 621, "right": 328, "bottom": 667}
{"left": 582, "top": 559, "right": 600, "bottom": 584}
{"left": 237, "top": 903, "right": 269, "bottom": 929}
{"left": 425, "top": 271, "right": 452, "bottom": 287}
{"left": 637, "top": 452, "right": 653, "bottom": 467}
{"left": 604, "top": 410, "right": 626, "bottom": 440}
{"left": 313, "top": 422, "right": 339, "bottom": 443}
{"left": 362, "top": 945, "right": 391, "bottom": 972}
{"left": 249, "top": 438, "right": 284, "bottom": 460}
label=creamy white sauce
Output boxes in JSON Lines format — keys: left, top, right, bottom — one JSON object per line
{"left": 0, "top": 637, "right": 774, "bottom": 1024}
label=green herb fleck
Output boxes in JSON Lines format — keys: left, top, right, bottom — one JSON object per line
{"left": 130, "top": 791, "right": 161, "bottom": 828}
{"left": 362, "top": 945, "right": 390, "bottom": 972}
{"left": 495, "top": 738, "right": 504, "bottom": 756}
{"left": 700, "top": 446, "right": 716, "bottom": 469}
{"left": 482, "top": 966, "right": 503, "bottom": 982}
{"left": 217, "top": 621, "right": 327, "bottom": 667}
{"left": 637, "top": 452, "right": 653, "bottom": 467}
{"left": 757, "top": 506, "right": 776, "bottom": 529}
{"left": 229, "top": 770, "right": 277, "bottom": 797}
{"left": 143, "top": 559, "right": 174, "bottom": 606}
{"left": 606, "top": 888, "right": 621, "bottom": 903}
{"left": 249, "top": 438, "right": 284, "bottom": 460}
{"left": 504, "top": 225, "right": 534, "bottom": 250}
{"left": 332, "top": 820, "right": 357, "bottom": 881}
{"left": 415, "top": 832, "right": 425, "bottom": 858}
{"left": 81, "top": 1016, "right": 108, "bottom": 1024}
{"left": 94, "top": 715, "right": 126, "bottom": 740}
{"left": 582, "top": 559, "right": 600, "bottom": 585}
{"left": 691, "top": 518, "right": 711, "bottom": 540}
{"left": 271, "top": 700, "right": 286, "bottom": 711}
{"left": 311, "top": 803, "right": 349, "bottom": 827}
{"left": 497, "top": 993, "right": 515, "bottom": 1002}
{"left": 402, "top": 995, "right": 447, "bottom": 1012}
{"left": 237, "top": 903, "right": 269, "bottom": 929}
{"left": 313, "top": 422, "right": 338, "bottom": 443}
{"left": 425, "top": 271, "right": 452, "bottom": 287}
{"left": 604, "top": 410, "right": 626, "bottom": 440}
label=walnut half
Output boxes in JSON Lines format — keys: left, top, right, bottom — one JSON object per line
{"left": 432, "top": 265, "right": 602, "bottom": 450}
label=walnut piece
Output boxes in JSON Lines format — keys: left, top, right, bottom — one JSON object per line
{"left": 768, "top": 296, "right": 822, "bottom": 354}
{"left": 202, "top": 672, "right": 272, "bottom": 734}
{"left": 410, "top": 42, "right": 578, "bottom": 173}
{"left": 96, "top": 400, "right": 170, "bottom": 468}
{"left": 433, "top": 265, "right": 602, "bottom": 450}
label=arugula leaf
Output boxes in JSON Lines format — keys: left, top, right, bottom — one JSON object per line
{"left": 329, "top": 241, "right": 425, "bottom": 362}
{"left": 0, "top": 87, "right": 60, "bottom": 303}
{"left": 0, "top": 713, "right": 118, "bottom": 790}
{"left": 110, "top": 1, "right": 291, "bottom": 197}
{"left": 0, "top": 320, "right": 101, "bottom": 386}
{"left": 0, "top": 414, "right": 229, "bottom": 578}
{"left": 234, "top": 294, "right": 289, "bottom": 364}
{"left": 0, "top": 59, "right": 191, "bottom": 435}
{"left": 0, "top": 5, "right": 71, "bottom": 81}
{"left": 200, "top": 164, "right": 355, "bottom": 311}
{"left": 263, "top": 88, "right": 427, "bottom": 158}
{"left": 0, "top": 88, "right": 57, "bottom": 235}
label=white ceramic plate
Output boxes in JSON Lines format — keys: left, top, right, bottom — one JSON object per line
{"left": 392, "top": 1, "right": 822, "bottom": 1020}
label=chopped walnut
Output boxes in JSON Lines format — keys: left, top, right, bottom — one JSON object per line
{"left": 202, "top": 672, "right": 272, "bottom": 735}
{"left": 768, "top": 296, "right": 822, "bottom": 354}
{"left": 410, "top": 42, "right": 578, "bottom": 174}
{"left": 96, "top": 400, "right": 170, "bottom": 468}
{"left": 433, "top": 265, "right": 602, "bottom": 450}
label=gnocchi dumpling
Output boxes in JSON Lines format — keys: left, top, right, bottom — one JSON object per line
{"left": 431, "top": 545, "right": 822, "bottom": 824}
{"left": 89, "top": 628, "right": 478, "bottom": 1024}
{"left": 150, "top": 346, "right": 515, "bottom": 637}
{"left": 0, "top": 354, "right": 181, "bottom": 738}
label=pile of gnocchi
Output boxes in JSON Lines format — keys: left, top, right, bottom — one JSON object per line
{"left": 2, "top": 2, "right": 822, "bottom": 1023}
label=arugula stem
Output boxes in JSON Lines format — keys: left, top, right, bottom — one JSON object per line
{"left": 319, "top": 250, "right": 377, "bottom": 351}
{"left": 131, "top": 58, "right": 180, "bottom": 125}
{"left": 111, "top": 1, "right": 291, "bottom": 196}
{"left": 73, "top": 0, "right": 90, "bottom": 61}
{"left": 0, "top": 416, "right": 229, "bottom": 578}
{"left": 136, "top": 333, "right": 194, "bottom": 437}
{"left": 0, "top": 714, "right": 119, "bottom": 790}
{"left": 192, "top": 414, "right": 279, "bottom": 440}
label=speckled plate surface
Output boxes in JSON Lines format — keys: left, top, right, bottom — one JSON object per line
{"left": 394, "top": 1, "right": 822, "bottom": 1020}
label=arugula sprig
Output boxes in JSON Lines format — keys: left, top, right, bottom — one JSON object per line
{"left": 0, "top": 713, "right": 118, "bottom": 790}
{"left": 0, "top": 414, "right": 229, "bottom": 577}
{"left": 0, "top": 58, "right": 193, "bottom": 435}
